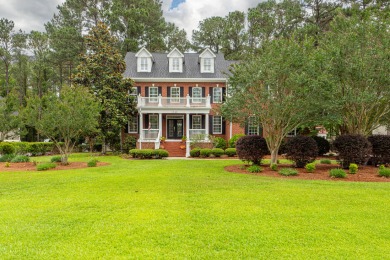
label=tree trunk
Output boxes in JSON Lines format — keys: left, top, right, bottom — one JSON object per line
{"left": 270, "top": 149, "right": 278, "bottom": 165}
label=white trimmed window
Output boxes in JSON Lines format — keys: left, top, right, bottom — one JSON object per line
{"left": 192, "top": 87, "right": 202, "bottom": 103}
{"left": 149, "top": 115, "right": 158, "bottom": 129}
{"left": 192, "top": 115, "right": 202, "bottom": 129}
{"left": 248, "top": 116, "right": 259, "bottom": 135}
{"left": 213, "top": 87, "right": 222, "bottom": 103}
{"left": 172, "top": 58, "right": 180, "bottom": 72}
{"left": 204, "top": 58, "right": 212, "bottom": 72}
{"left": 128, "top": 116, "right": 138, "bottom": 133}
{"left": 140, "top": 57, "right": 148, "bottom": 71}
{"left": 149, "top": 87, "right": 158, "bottom": 103}
{"left": 170, "top": 87, "right": 180, "bottom": 103}
{"left": 213, "top": 116, "right": 222, "bottom": 134}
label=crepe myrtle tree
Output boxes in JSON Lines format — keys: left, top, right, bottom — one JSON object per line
{"left": 23, "top": 85, "right": 100, "bottom": 165}
{"left": 222, "top": 36, "right": 324, "bottom": 165}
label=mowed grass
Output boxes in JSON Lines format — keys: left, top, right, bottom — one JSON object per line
{"left": 0, "top": 154, "right": 389, "bottom": 259}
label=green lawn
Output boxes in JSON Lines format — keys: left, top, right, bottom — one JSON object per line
{"left": 0, "top": 154, "right": 389, "bottom": 259}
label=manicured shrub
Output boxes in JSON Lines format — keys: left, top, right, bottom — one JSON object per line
{"left": 155, "top": 149, "right": 169, "bottom": 158}
{"left": 200, "top": 148, "right": 212, "bottom": 157}
{"left": 285, "top": 136, "right": 318, "bottom": 168}
{"left": 213, "top": 137, "right": 227, "bottom": 149}
{"left": 305, "top": 163, "right": 316, "bottom": 173}
{"left": 190, "top": 148, "right": 201, "bottom": 157}
{"left": 87, "top": 159, "right": 98, "bottom": 167}
{"left": 1, "top": 143, "right": 15, "bottom": 155}
{"left": 378, "top": 167, "right": 390, "bottom": 178}
{"left": 329, "top": 168, "right": 347, "bottom": 178}
{"left": 5, "top": 162, "right": 10, "bottom": 168}
{"left": 51, "top": 156, "right": 62, "bottom": 163}
{"left": 349, "top": 163, "right": 358, "bottom": 174}
{"left": 278, "top": 168, "right": 298, "bottom": 176}
{"left": 228, "top": 134, "right": 245, "bottom": 148}
{"left": 367, "top": 135, "right": 390, "bottom": 165}
{"left": 224, "top": 148, "right": 236, "bottom": 157}
{"left": 248, "top": 165, "right": 263, "bottom": 173}
{"left": 236, "top": 135, "right": 269, "bottom": 165}
{"left": 129, "top": 149, "right": 169, "bottom": 159}
{"left": 123, "top": 136, "right": 137, "bottom": 153}
{"left": 211, "top": 148, "right": 224, "bottom": 157}
{"left": 311, "top": 136, "right": 330, "bottom": 156}
{"left": 333, "top": 134, "right": 371, "bottom": 169}
{"left": 11, "top": 155, "right": 30, "bottom": 163}
{"left": 320, "top": 159, "right": 332, "bottom": 164}
{"left": 270, "top": 164, "right": 278, "bottom": 171}
{"left": 36, "top": 162, "right": 57, "bottom": 171}
{"left": 0, "top": 154, "right": 16, "bottom": 162}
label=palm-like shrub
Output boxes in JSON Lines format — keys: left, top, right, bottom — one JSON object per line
{"left": 285, "top": 136, "right": 318, "bottom": 168}
{"left": 333, "top": 134, "right": 371, "bottom": 169}
{"left": 236, "top": 135, "right": 268, "bottom": 165}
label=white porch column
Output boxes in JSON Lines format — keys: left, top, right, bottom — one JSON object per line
{"left": 186, "top": 113, "right": 190, "bottom": 157}
{"left": 159, "top": 113, "right": 163, "bottom": 138}
{"left": 158, "top": 94, "right": 162, "bottom": 107}
{"left": 139, "top": 112, "right": 143, "bottom": 149}
{"left": 205, "top": 113, "right": 209, "bottom": 141}
{"left": 186, "top": 94, "right": 191, "bottom": 108}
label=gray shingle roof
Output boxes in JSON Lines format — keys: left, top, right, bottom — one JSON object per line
{"left": 124, "top": 52, "right": 235, "bottom": 79}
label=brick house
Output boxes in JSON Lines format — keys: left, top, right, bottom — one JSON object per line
{"left": 122, "top": 47, "right": 255, "bottom": 157}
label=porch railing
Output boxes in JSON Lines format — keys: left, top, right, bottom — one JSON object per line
{"left": 189, "top": 129, "right": 208, "bottom": 140}
{"left": 142, "top": 129, "right": 159, "bottom": 140}
{"left": 137, "top": 95, "right": 211, "bottom": 109}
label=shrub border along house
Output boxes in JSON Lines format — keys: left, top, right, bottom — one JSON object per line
{"left": 129, "top": 149, "right": 169, "bottom": 159}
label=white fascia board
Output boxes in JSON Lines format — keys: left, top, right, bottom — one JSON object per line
{"left": 138, "top": 107, "right": 211, "bottom": 114}
{"left": 131, "top": 78, "right": 228, "bottom": 83}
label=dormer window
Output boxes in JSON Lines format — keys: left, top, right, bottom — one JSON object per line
{"left": 135, "top": 47, "right": 153, "bottom": 72}
{"left": 140, "top": 57, "right": 148, "bottom": 71}
{"left": 168, "top": 48, "right": 184, "bottom": 73}
{"left": 203, "top": 58, "right": 212, "bottom": 72}
{"left": 199, "top": 48, "right": 216, "bottom": 73}
{"left": 172, "top": 58, "right": 180, "bottom": 72}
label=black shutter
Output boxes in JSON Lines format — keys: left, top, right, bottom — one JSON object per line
{"left": 222, "top": 118, "right": 226, "bottom": 135}
{"left": 145, "top": 87, "right": 149, "bottom": 97}
{"left": 210, "top": 87, "right": 213, "bottom": 103}
{"left": 259, "top": 126, "right": 263, "bottom": 137}
{"left": 180, "top": 87, "right": 184, "bottom": 97}
{"left": 145, "top": 114, "right": 149, "bottom": 129}
{"left": 189, "top": 115, "right": 193, "bottom": 129}
{"left": 137, "top": 86, "right": 141, "bottom": 95}
{"left": 125, "top": 121, "right": 129, "bottom": 133}
{"left": 244, "top": 121, "right": 248, "bottom": 135}
{"left": 202, "top": 115, "right": 205, "bottom": 129}
{"left": 167, "top": 87, "right": 171, "bottom": 97}
{"left": 158, "top": 87, "right": 162, "bottom": 95}
{"left": 189, "top": 87, "right": 192, "bottom": 97}
{"left": 222, "top": 87, "right": 226, "bottom": 102}
{"left": 202, "top": 87, "right": 205, "bottom": 97}
{"left": 209, "top": 115, "right": 213, "bottom": 134}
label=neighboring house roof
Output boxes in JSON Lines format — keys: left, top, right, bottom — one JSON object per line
{"left": 124, "top": 51, "right": 235, "bottom": 79}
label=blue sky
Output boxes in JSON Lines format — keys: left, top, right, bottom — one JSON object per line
{"left": 170, "top": 0, "right": 186, "bottom": 9}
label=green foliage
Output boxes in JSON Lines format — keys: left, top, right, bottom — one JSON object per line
{"left": 213, "top": 137, "right": 227, "bottom": 149}
{"left": 320, "top": 159, "right": 332, "bottom": 164}
{"left": 349, "top": 163, "right": 358, "bottom": 174}
{"left": 248, "top": 165, "right": 263, "bottom": 173}
{"left": 4, "top": 162, "right": 10, "bottom": 167}
{"left": 87, "top": 159, "right": 98, "bottom": 167}
{"left": 278, "top": 168, "right": 298, "bottom": 176}
{"left": 190, "top": 148, "right": 201, "bottom": 158}
{"left": 129, "top": 149, "right": 169, "bottom": 159}
{"left": 305, "top": 163, "right": 316, "bottom": 173}
{"left": 211, "top": 148, "right": 224, "bottom": 157}
{"left": 228, "top": 134, "right": 245, "bottom": 148}
{"left": 36, "top": 162, "right": 57, "bottom": 171}
{"left": 51, "top": 156, "right": 62, "bottom": 163}
{"left": 123, "top": 136, "right": 137, "bottom": 154}
{"left": 270, "top": 164, "right": 278, "bottom": 171}
{"left": 224, "top": 148, "right": 237, "bottom": 157}
{"left": 0, "top": 154, "right": 15, "bottom": 162}
{"left": 10, "top": 155, "right": 30, "bottom": 163}
{"left": 236, "top": 135, "right": 269, "bottom": 165}
{"left": 285, "top": 136, "right": 318, "bottom": 168}
{"left": 329, "top": 169, "right": 347, "bottom": 178}
{"left": 378, "top": 168, "right": 390, "bottom": 178}
{"left": 333, "top": 134, "right": 372, "bottom": 169}
{"left": 0, "top": 143, "right": 15, "bottom": 155}
{"left": 200, "top": 148, "right": 212, "bottom": 158}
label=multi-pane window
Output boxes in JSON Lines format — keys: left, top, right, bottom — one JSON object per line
{"left": 204, "top": 58, "right": 211, "bottom": 72}
{"left": 170, "top": 87, "right": 180, "bottom": 103}
{"left": 192, "top": 87, "right": 202, "bottom": 103}
{"left": 192, "top": 115, "right": 202, "bottom": 129}
{"left": 149, "top": 115, "right": 158, "bottom": 129}
{"left": 140, "top": 57, "right": 148, "bottom": 71}
{"left": 149, "top": 87, "right": 158, "bottom": 103}
{"left": 172, "top": 58, "right": 180, "bottom": 72}
{"left": 248, "top": 116, "right": 259, "bottom": 135}
{"left": 213, "top": 116, "right": 222, "bottom": 134}
{"left": 213, "top": 87, "right": 222, "bottom": 103}
{"left": 128, "top": 116, "right": 138, "bottom": 133}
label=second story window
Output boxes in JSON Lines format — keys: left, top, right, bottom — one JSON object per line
{"left": 248, "top": 116, "right": 259, "bottom": 135}
{"left": 140, "top": 57, "right": 148, "bottom": 71}
{"left": 204, "top": 58, "right": 212, "bottom": 72}
{"left": 172, "top": 58, "right": 180, "bottom": 72}
{"left": 128, "top": 116, "right": 138, "bottom": 133}
{"left": 213, "top": 87, "right": 222, "bottom": 103}
{"left": 171, "top": 87, "right": 180, "bottom": 103}
{"left": 149, "top": 87, "right": 158, "bottom": 103}
{"left": 192, "top": 87, "right": 202, "bottom": 103}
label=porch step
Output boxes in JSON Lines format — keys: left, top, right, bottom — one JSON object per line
{"left": 160, "top": 141, "right": 186, "bottom": 157}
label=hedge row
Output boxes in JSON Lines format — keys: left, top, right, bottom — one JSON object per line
{"left": 190, "top": 148, "right": 237, "bottom": 157}
{"left": 0, "top": 142, "right": 63, "bottom": 156}
{"left": 129, "top": 149, "right": 169, "bottom": 159}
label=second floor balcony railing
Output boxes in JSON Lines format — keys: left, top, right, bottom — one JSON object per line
{"left": 137, "top": 94, "right": 211, "bottom": 109}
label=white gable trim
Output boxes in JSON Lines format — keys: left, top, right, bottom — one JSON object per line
{"left": 167, "top": 47, "right": 184, "bottom": 58}
{"left": 135, "top": 47, "right": 153, "bottom": 58}
{"left": 199, "top": 48, "right": 216, "bottom": 58}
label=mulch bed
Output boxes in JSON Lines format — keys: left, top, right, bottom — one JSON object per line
{"left": 225, "top": 163, "right": 390, "bottom": 182}
{"left": 0, "top": 162, "right": 110, "bottom": 172}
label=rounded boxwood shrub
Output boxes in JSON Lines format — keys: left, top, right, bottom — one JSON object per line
{"left": 155, "top": 149, "right": 169, "bottom": 158}
{"left": 36, "top": 162, "right": 57, "bottom": 171}
{"left": 0, "top": 154, "right": 16, "bottom": 162}
{"left": 311, "top": 136, "right": 330, "bottom": 156}
{"left": 305, "top": 162, "right": 316, "bottom": 173}
{"left": 213, "top": 137, "right": 227, "bottom": 149}
{"left": 333, "top": 134, "right": 371, "bottom": 169}
{"left": 228, "top": 134, "right": 245, "bottom": 148}
{"left": 129, "top": 149, "right": 169, "bottom": 159}
{"left": 211, "top": 148, "right": 224, "bottom": 157}
{"left": 367, "top": 135, "right": 390, "bottom": 166}
{"left": 11, "top": 155, "right": 30, "bottom": 163}
{"left": 329, "top": 168, "right": 346, "bottom": 178}
{"left": 1, "top": 143, "right": 15, "bottom": 155}
{"left": 248, "top": 165, "right": 263, "bottom": 173}
{"left": 349, "top": 163, "right": 358, "bottom": 174}
{"left": 51, "top": 156, "right": 62, "bottom": 163}
{"left": 190, "top": 148, "right": 201, "bottom": 157}
{"left": 285, "top": 136, "right": 318, "bottom": 168}
{"left": 378, "top": 167, "right": 390, "bottom": 178}
{"left": 200, "top": 148, "right": 212, "bottom": 157}
{"left": 278, "top": 168, "right": 298, "bottom": 176}
{"left": 224, "top": 148, "right": 237, "bottom": 157}
{"left": 236, "top": 135, "right": 268, "bottom": 165}
{"left": 87, "top": 159, "right": 98, "bottom": 167}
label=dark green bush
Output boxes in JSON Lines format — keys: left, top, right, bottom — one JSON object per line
{"left": 329, "top": 168, "right": 347, "bottom": 178}
{"left": 312, "top": 136, "right": 330, "bottom": 156}
{"left": 51, "top": 156, "right": 62, "bottom": 163}
{"left": 211, "top": 148, "right": 224, "bottom": 157}
{"left": 224, "top": 148, "right": 237, "bottom": 157}
{"left": 10, "top": 155, "right": 30, "bottom": 163}
{"left": 285, "top": 136, "right": 318, "bottom": 168}
{"left": 333, "top": 134, "right": 371, "bottom": 169}
{"left": 129, "top": 149, "right": 169, "bottom": 159}
{"left": 87, "top": 159, "right": 98, "bottom": 167}
{"left": 228, "top": 134, "right": 245, "bottom": 148}
{"left": 320, "top": 159, "right": 332, "bottom": 164}
{"left": 367, "top": 135, "right": 390, "bottom": 166}
{"left": 1, "top": 143, "right": 15, "bottom": 155}
{"left": 278, "top": 168, "right": 298, "bottom": 176}
{"left": 123, "top": 136, "right": 137, "bottom": 153}
{"left": 155, "top": 149, "right": 169, "bottom": 158}
{"left": 190, "top": 148, "right": 201, "bottom": 157}
{"left": 200, "top": 148, "right": 212, "bottom": 157}
{"left": 0, "top": 154, "right": 16, "bottom": 162}
{"left": 270, "top": 164, "right": 278, "bottom": 171}
{"left": 349, "top": 163, "right": 358, "bottom": 174}
{"left": 248, "top": 165, "right": 263, "bottom": 173}
{"left": 213, "top": 137, "right": 227, "bottom": 149}
{"left": 236, "top": 135, "right": 269, "bottom": 165}
{"left": 378, "top": 168, "right": 390, "bottom": 177}
{"left": 305, "top": 163, "right": 316, "bottom": 173}
{"left": 36, "top": 162, "right": 57, "bottom": 171}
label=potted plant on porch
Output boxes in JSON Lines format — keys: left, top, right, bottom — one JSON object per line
{"left": 160, "top": 136, "right": 166, "bottom": 149}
